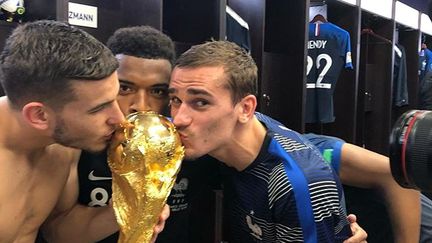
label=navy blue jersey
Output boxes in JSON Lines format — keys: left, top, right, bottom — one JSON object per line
{"left": 77, "top": 151, "right": 118, "bottom": 243}
{"left": 305, "top": 134, "right": 397, "bottom": 242}
{"left": 303, "top": 133, "right": 344, "bottom": 173}
{"left": 306, "top": 22, "right": 353, "bottom": 123}
{"left": 419, "top": 48, "right": 432, "bottom": 83}
{"left": 419, "top": 48, "right": 432, "bottom": 109}
{"left": 222, "top": 113, "right": 351, "bottom": 242}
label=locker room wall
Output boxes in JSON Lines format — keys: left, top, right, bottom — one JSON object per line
{"left": 261, "top": 0, "right": 309, "bottom": 132}
{"left": 357, "top": 10, "right": 395, "bottom": 155}
{"left": 163, "top": 0, "right": 226, "bottom": 56}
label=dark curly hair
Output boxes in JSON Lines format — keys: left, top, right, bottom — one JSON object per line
{"left": 107, "top": 26, "right": 175, "bottom": 65}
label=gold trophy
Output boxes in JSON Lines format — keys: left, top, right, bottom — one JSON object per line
{"left": 108, "top": 111, "right": 184, "bottom": 243}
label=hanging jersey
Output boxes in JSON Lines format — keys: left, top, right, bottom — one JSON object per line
{"left": 419, "top": 48, "right": 432, "bottom": 82}
{"left": 222, "top": 112, "right": 351, "bottom": 242}
{"left": 393, "top": 44, "right": 408, "bottom": 107}
{"left": 419, "top": 48, "right": 432, "bottom": 84}
{"left": 306, "top": 22, "right": 353, "bottom": 123}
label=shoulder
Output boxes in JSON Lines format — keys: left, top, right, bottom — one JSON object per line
{"left": 46, "top": 144, "right": 81, "bottom": 167}
{"left": 303, "top": 133, "right": 345, "bottom": 151}
{"left": 46, "top": 146, "right": 82, "bottom": 213}
{"left": 325, "top": 23, "right": 349, "bottom": 36}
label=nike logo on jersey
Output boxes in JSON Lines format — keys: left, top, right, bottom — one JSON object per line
{"left": 88, "top": 170, "right": 112, "bottom": 181}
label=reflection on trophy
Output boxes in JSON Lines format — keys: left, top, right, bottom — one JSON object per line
{"left": 108, "top": 111, "right": 184, "bottom": 243}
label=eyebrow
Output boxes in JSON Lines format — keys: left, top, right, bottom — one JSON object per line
{"left": 168, "top": 87, "right": 212, "bottom": 97}
{"left": 119, "top": 80, "right": 135, "bottom": 86}
{"left": 151, "top": 83, "right": 169, "bottom": 88}
{"left": 87, "top": 100, "right": 115, "bottom": 113}
{"left": 120, "top": 80, "right": 168, "bottom": 88}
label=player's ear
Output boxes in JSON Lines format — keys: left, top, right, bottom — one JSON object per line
{"left": 237, "top": 94, "right": 257, "bottom": 124}
{"left": 21, "top": 102, "right": 51, "bottom": 130}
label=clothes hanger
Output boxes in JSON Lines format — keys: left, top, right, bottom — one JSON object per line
{"left": 361, "top": 28, "right": 392, "bottom": 45}
{"left": 310, "top": 14, "right": 327, "bottom": 23}
{"left": 310, "top": 0, "right": 327, "bottom": 23}
{"left": 310, "top": 0, "right": 326, "bottom": 7}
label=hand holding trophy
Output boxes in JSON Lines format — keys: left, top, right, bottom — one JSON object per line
{"left": 108, "top": 111, "right": 184, "bottom": 243}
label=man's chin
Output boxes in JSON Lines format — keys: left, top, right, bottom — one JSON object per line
{"left": 89, "top": 144, "right": 108, "bottom": 153}
{"left": 70, "top": 143, "right": 107, "bottom": 154}
{"left": 184, "top": 151, "right": 204, "bottom": 161}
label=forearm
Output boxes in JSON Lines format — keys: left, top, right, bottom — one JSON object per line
{"left": 42, "top": 204, "right": 118, "bottom": 243}
{"left": 339, "top": 143, "right": 420, "bottom": 243}
{"left": 381, "top": 179, "right": 420, "bottom": 243}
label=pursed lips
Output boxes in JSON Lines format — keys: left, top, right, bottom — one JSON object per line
{"left": 178, "top": 132, "right": 188, "bottom": 142}
{"left": 104, "top": 130, "right": 116, "bottom": 140}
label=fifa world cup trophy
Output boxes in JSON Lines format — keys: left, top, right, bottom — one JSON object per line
{"left": 108, "top": 111, "right": 184, "bottom": 243}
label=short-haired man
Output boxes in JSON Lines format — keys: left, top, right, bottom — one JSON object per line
{"left": 0, "top": 20, "right": 124, "bottom": 243}
{"left": 168, "top": 40, "right": 354, "bottom": 242}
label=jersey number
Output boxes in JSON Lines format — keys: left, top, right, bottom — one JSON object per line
{"left": 306, "top": 54, "right": 332, "bottom": 89}
{"left": 89, "top": 187, "right": 109, "bottom": 207}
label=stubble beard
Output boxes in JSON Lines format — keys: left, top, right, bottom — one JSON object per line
{"left": 52, "top": 117, "right": 107, "bottom": 153}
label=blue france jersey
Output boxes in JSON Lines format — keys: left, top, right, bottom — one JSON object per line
{"left": 303, "top": 133, "right": 345, "bottom": 173}
{"left": 306, "top": 22, "right": 353, "bottom": 123}
{"left": 222, "top": 113, "right": 351, "bottom": 242}
{"left": 419, "top": 48, "right": 432, "bottom": 83}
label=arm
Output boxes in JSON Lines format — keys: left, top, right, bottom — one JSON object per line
{"left": 41, "top": 150, "right": 170, "bottom": 243}
{"left": 338, "top": 143, "right": 420, "bottom": 243}
{"left": 41, "top": 154, "right": 119, "bottom": 243}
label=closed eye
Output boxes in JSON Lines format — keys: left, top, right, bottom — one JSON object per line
{"left": 88, "top": 101, "right": 112, "bottom": 114}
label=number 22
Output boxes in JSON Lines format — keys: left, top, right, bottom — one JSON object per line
{"left": 306, "top": 54, "right": 332, "bottom": 89}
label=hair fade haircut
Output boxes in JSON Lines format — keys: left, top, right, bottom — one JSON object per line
{"left": 0, "top": 20, "right": 118, "bottom": 110}
{"left": 175, "top": 40, "right": 257, "bottom": 103}
{"left": 107, "top": 25, "right": 176, "bottom": 65}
